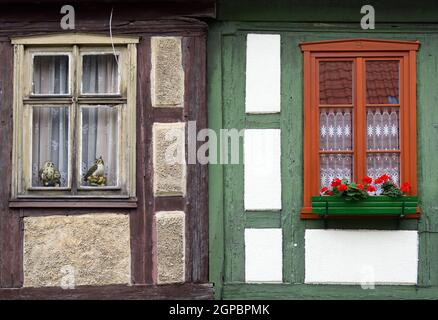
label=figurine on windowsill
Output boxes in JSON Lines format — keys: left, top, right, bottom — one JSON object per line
{"left": 39, "top": 161, "right": 61, "bottom": 187}
{"left": 83, "top": 156, "right": 107, "bottom": 187}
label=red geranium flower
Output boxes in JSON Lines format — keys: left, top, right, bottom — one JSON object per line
{"left": 331, "top": 178, "right": 342, "bottom": 187}
{"left": 320, "top": 186, "right": 329, "bottom": 194}
{"left": 400, "top": 182, "right": 411, "bottom": 193}
{"left": 374, "top": 177, "right": 383, "bottom": 185}
{"left": 357, "top": 184, "right": 364, "bottom": 190}
{"left": 366, "top": 185, "right": 377, "bottom": 192}
{"left": 338, "top": 184, "right": 348, "bottom": 191}
{"left": 380, "top": 174, "right": 391, "bottom": 182}
{"left": 362, "top": 176, "right": 373, "bottom": 185}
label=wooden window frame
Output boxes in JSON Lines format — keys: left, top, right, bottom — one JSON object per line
{"left": 299, "top": 38, "right": 420, "bottom": 219}
{"left": 11, "top": 33, "right": 138, "bottom": 199}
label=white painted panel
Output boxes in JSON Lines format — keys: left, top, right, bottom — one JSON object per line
{"left": 244, "top": 129, "right": 281, "bottom": 210}
{"left": 245, "top": 34, "right": 281, "bottom": 113}
{"left": 305, "top": 229, "right": 418, "bottom": 285}
{"left": 245, "top": 228, "right": 283, "bottom": 283}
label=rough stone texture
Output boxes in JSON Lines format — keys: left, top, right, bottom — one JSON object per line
{"left": 155, "top": 211, "right": 185, "bottom": 284}
{"left": 23, "top": 214, "right": 131, "bottom": 288}
{"left": 153, "top": 122, "right": 186, "bottom": 196}
{"left": 151, "top": 36, "right": 184, "bottom": 107}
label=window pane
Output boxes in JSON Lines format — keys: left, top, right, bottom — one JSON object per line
{"left": 33, "top": 55, "right": 69, "bottom": 95}
{"left": 320, "top": 154, "right": 353, "bottom": 189}
{"left": 366, "top": 61, "right": 399, "bottom": 104}
{"left": 367, "top": 153, "right": 400, "bottom": 188}
{"left": 367, "top": 107, "right": 400, "bottom": 150}
{"left": 319, "top": 61, "right": 353, "bottom": 105}
{"left": 81, "top": 106, "right": 118, "bottom": 187}
{"left": 319, "top": 108, "right": 352, "bottom": 151}
{"left": 32, "top": 107, "right": 69, "bottom": 187}
{"left": 82, "top": 54, "right": 119, "bottom": 94}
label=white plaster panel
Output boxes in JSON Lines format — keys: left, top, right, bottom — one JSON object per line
{"left": 244, "top": 129, "right": 281, "bottom": 210}
{"left": 245, "top": 228, "right": 283, "bottom": 282}
{"left": 305, "top": 229, "right": 418, "bottom": 285}
{"left": 245, "top": 34, "right": 281, "bottom": 113}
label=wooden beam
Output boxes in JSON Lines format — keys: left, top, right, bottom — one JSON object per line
{"left": 0, "top": 283, "right": 214, "bottom": 300}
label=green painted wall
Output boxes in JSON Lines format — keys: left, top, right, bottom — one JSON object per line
{"left": 208, "top": 13, "right": 438, "bottom": 299}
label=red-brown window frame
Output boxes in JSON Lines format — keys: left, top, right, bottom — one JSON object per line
{"left": 299, "top": 38, "right": 420, "bottom": 219}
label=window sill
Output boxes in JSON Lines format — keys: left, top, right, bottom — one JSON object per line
{"left": 9, "top": 198, "right": 138, "bottom": 209}
{"left": 301, "top": 196, "right": 420, "bottom": 219}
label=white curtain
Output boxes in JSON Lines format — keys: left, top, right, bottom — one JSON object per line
{"left": 81, "top": 106, "right": 118, "bottom": 186}
{"left": 82, "top": 54, "right": 118, "bottom": 94}
{"left": 33, "top": 55, "right": 68, "bottom": 95}
{"left": 32, "top": 107, "right": 69, "bottom": 187}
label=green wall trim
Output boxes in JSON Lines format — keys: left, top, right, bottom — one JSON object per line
{"left": 217, "top": 0, "right": 438, "bottom": 23}
{"left": 245, "top": 212, "right": 282, "bottom": 228}
{"left": 222, "top": 283, "right": 438, "bottom": 300}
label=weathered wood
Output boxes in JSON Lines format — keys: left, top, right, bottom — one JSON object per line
{"left": 155, "top": 197, "right": 186, "bottom": 212}
{"left": 9, "top": 200, "right": 138, "bottom": 209}
{"left": 0, "top": 2, "right": 215, "bottom": 22}
{"left": 0, "top": 19, "right": 208, "bottom": 37}
{"left": 130, "top": 37, "right": 150, "bottom": 285}
{"left": 185, "top": 35, "right": 209, "bottom": 283}
{"left": 0, "top": 283, "right": 214, "bottom": 300}
{"left": 0, "top": 42, "right": 22, "bottom": 288}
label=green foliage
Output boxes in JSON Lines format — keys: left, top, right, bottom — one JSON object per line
{"left": 333, "top": 179, "right": 369, "bottom": 202}
{"left": 381, "top": 181, "right": 403, "bottom": 198}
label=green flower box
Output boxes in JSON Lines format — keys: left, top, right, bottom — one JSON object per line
{"left": 311, "top": 196, "right": 418, "bottom": 217}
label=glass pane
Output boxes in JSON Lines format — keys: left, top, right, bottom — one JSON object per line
{"left": 81, "top": 106, "right": 118, "bottom": 187}
{"left": 367, "top": 153, "right": 400, "bottom": 188}
{"left": 82, "top": 54, "right": 119, "bottom": 94}
{"left": 33, "top": 55, "right": 69, "bottom": 95}
{"left": 319, "top": 61, "right": 353, "bottom": 105}
{"left": 367, "top": 107, "right": 400, "bottom": 150}
{"left": 32, "top": 107, "right": 69, "bottom": 187}
{"left": 320, "top": 154, "right": 353, "bottom": 189}
{"left": 319, "top": 108, "right": 352, "bottom": 151}
{"left": 366, "top": 61, "right": 399, "bottom": 104}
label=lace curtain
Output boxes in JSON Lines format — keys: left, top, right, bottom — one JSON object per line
{"left": 32, "top": 107, "right": 69, "bottom": 187}
{"left": 82, "top": 54, "right": 119, "bottom": 94}
{"left": 81, "top": 106, "right": 118, "bottom": 186}
{"left": 31, "top": 54, "right": 119, "bottom": 188}
{"left": 33, "top": 55, "right": 69, "bottom": 95}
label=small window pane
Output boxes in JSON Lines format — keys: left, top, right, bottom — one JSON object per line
{"left": 82, "top": 54, "right": 119, "bottom": 94}
{"left": 367, "top": 107, "right": 400, "bottom": 150}
{"left": 319, "top": 108, "right": 353, "bottom": 151}
{"left": 320, "top": 154, "right": 353, "bottom": 189}
{"left": 366, "top": 61, "right": 399, "bottom": 104}
{"left": 33, "top": 55, "right": 69, "bottom": 95}
{"left": 32, "top": 107, "right": 69, "bottom": 187}
{"left": 81, "top": 106, "right": 118, "bottom": 187}
{"left": 367, "top": 153, "right": 400, "bottom": 189}
{"left": 319, "top": 61, "right": 353, "bottom": 105}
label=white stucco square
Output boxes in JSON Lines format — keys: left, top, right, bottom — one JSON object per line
{"left": 245, "top": 228, "right": 283, "bottom": 283}
{"left": 244, "top": 129, "right": 281, "bottom": 210}
{"left": 305, "top": 229, "right": 418, "bottom": 285}
{"left": 245, "top": 34, "right": 281, "bottom": 113}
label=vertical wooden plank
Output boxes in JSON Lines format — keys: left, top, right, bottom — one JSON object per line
{"left": 280, "top": 34, "right": 293, "bottom": 283}
{"left": 208, "top": 23, "right": 225, "bottom": 299}
{"left": 0, "top": 41, "right": 22, "bottom": 288}
{"left": 130, "top": 36, "right": 151, "bottom": 285}
{"left": 185, "top": 34, "right": 209, "bottom": 283}
{"left": 222, "top": 34, "right": 246, "bottom": 283}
